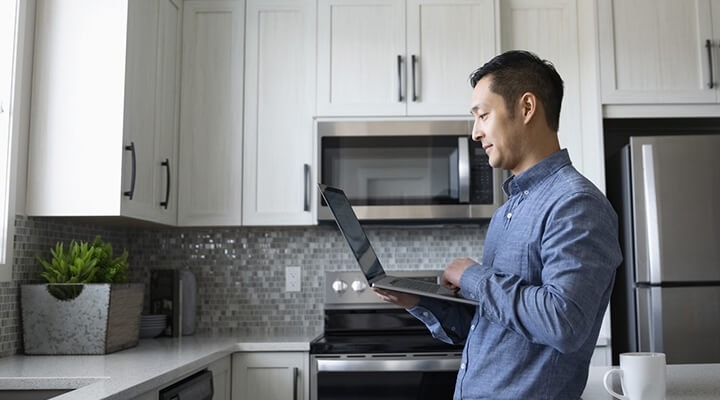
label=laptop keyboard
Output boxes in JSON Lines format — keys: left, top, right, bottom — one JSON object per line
{"left": 389, "top": 278, "right": 448, "bottom": 294}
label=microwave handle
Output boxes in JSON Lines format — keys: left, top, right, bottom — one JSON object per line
{"left": 458, "top": 137, "right": 470, "bottom": 203}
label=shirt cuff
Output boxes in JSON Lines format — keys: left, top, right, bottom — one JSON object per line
{"left": 407, "top": 304, "right": 454, "bottom": 344}
{"left": 459, "top": 263, "right": 490, "bottom": 302}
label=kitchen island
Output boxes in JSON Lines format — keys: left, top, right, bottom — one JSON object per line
{"left": 0, "top": 334, "right": 316, "bottom": 399}
{"left": 582, "top": 363, "right": 720, "bottom": 399}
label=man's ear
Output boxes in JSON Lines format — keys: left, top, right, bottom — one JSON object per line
{"left": 519, "top": 92, "right": 536, "bottom": 124}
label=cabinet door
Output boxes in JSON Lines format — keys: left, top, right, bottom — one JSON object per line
{"left": 27, "top": 0, "right": 179, "bottom": 223}
{"left": 122, "top": 0, "right": 158, "bottom": 220}
{"left": 242, "top": 0, "right": 316, "bottom": 226}
{"left": 232, "top": 352, "right": 309, "bottom": 400}
{"left": 406, "top": 0, "right": 498, "bottom": 116}
{"left": 500, "top": 0, "right": 606, "bottom": 191}
{"left": 598, "top": 0, "right": 717, "bottom": 104}
{"left": 178, "top": 0, "right": 245, "bottom": 226}
{"left": 27, "top": 0, "right": 128, "bottom": 216}
{"left": 152, "top": 0, "right": 182, "bottom": 224}
{"left": 317, "top": 0, "right": 406, "bottom": 116}
{"left": 207, "top": 355, "right": 232, "bottom": 400}
{"left": 122, "top": 0, "right": 181, "bottom": 225}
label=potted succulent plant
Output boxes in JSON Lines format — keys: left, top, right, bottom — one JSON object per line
{"left": 21, "top": 236, "right": 144, "bottom": 355}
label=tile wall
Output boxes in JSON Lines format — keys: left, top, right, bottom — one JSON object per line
{"left": 0, "top": 216, "right": 487, "bottom": 357}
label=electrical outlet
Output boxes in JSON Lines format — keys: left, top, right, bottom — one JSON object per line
{"left": 285, "top": 266, "right": 301, "bottom": 292}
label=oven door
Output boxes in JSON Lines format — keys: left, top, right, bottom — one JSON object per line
{"left": 311, "top": 355, "right": 460, "bottom": 400}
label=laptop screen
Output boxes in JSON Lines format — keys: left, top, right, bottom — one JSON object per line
{"left": 319, "top": 185, "right": 385, "bottom": 282}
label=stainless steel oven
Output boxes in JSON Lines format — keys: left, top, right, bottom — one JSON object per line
{"left": 317, "top": 120, "right": 506, "bottom": 222}
{"left": 310, "top": 271, "right": 462, "bottom": 400}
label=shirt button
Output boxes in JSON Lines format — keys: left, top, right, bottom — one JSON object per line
{"left": 460, "top": 363, "right": 466, "bottom": 370}
{"left": 422, "top": 312, "right": 429, "bottom": 317}
{"left": 506, "top": 212, "right": 512, "bottom": 219}
{"left": 524, "top": 190, "right": 529, "bottom": 195}
{"left": 470, "top": 324, "right": 475, "bottom": 331}
{"left": 451, "top": 326, "right": 456, "bottom": 331}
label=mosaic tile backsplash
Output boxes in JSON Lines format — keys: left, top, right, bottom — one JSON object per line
{"left": 0, "top": 216, "right": 487, "bottom": 357}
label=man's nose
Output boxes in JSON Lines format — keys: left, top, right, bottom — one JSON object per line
{"left": 470, "top": 126, "right": 483, "bottom": 141}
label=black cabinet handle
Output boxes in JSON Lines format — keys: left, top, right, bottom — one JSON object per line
{"left": 160, "top": 158, "right": 170, "bottom": 209}
{"left": 706, "top": 39, "right": 715, "bottom": 89}
{"left": 304, "top": 163, "right": 311, "bottom": 212}
{"left": 123, "top": 142, "right": 136, "bottom": 200}
{"left": 397, "top": 55, "right": 404, "bottom": 102}
{"left": 411, "top": 54, "right": 418, "bottom": 101}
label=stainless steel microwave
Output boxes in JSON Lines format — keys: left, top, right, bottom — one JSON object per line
{"left": 317, "top": 120, "right": 506, "bottom": 222}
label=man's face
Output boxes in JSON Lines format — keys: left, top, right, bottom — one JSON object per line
{"left": 470, "top": 76, "right": 525, "bottom": 173}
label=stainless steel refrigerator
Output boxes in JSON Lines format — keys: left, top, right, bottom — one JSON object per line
{"left": 608, "top": 134, "right": 720, "bottom": 364}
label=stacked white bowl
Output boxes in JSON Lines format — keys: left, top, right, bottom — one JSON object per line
{"left": 139, "top": 314, "right": 167, "bottom": 338}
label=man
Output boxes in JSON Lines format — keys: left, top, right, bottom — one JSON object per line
{"left": 374, "top": 50, "right": 622, "bottom": 399}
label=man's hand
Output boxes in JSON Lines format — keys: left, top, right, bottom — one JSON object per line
{"left": 373, "top": 288, "right": 421, "bottom": 309}
{"left": 442, "top": 257, "right": 478, "bottom": 291}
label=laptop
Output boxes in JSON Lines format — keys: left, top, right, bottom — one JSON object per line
{"left": 318, "top": 184, "right": 478, "bottom": 305}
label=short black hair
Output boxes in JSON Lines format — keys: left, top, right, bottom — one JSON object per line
{"left": 469, "top": 50, "right": 563, "bottom": 132}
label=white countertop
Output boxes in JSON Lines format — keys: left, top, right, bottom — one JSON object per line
{"left": 0, "top": 335, "right": 316, "bottom": 400}
{"left": 3, "top": 336, "right": 719, "bottom": 400}
{"left": 582, "top": 363, "right": 720, "bottom": 399}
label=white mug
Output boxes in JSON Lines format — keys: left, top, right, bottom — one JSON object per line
{"left": 603, "top": 352, "right": 666, "bottom": 400}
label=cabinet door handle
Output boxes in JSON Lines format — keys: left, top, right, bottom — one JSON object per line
{"left": 304, "top": 163, "right": 311, "bottom": 212}
{"left": 123, "top": 142, "right": 136, "bottom": 200}
{"left": 160, "top": 158, "right": 170, "bottom": 209}
{"left": 706, "top": 39, "right": 715, "bottom": 89}
{"left": 292, "top": 367, "right": 299, "bottom": 400}
{"left": 411, "top": 54, "right": 418, "bottom": 101}
{"left": 397, "top": 55, "right": 404, "bottom": 102}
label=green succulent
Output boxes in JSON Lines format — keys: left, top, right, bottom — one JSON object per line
{"left": 37, "top": 236, "right": 129, "bottom": 300}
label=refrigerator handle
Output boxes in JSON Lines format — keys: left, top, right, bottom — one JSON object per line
{"left": 641, "top": 144, "right": 663, "bottom": 284}
{"left": 636, "top": 287, "right": 665, "bottom": 353}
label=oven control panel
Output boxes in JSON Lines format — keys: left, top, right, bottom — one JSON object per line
{"left": 324, "top": 271, "right": 442, "bottom": 308}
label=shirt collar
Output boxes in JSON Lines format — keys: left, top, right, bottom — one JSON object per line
{"left": 502, "top": 149, "right": 572, "bottom": 196}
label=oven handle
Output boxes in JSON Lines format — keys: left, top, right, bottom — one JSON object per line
{"left": 458, "top": 137, "right": 470, "bottom": 203}
{"left": 316, "top": 358, "right": 461, "bottom": 372}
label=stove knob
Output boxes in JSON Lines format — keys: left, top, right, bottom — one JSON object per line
{"left": 331, "top": 280, "right": 348, "bottom": 293}
{"left": 351, "top": 280, "right": 367, "bottom": 292}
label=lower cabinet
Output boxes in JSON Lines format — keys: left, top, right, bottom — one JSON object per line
{"left": 208, "top": 355, "right": 233, "bottom": 400}
{"left": 232, "top": 351, "right": 309, "bottom": 400}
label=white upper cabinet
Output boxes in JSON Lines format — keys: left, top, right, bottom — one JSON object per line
{"left": 317, "top": 0, "right": 499, "bottom": 117}
{"left": 177, "top": 0, "right": 245, "bottom": 226}
{"left": 26, "top": 0, "right": 181, "bottom": 225}
{"left": 501, "top": 0, "right": 605, "bottom": 191}
{"left": 242, "top": 0, "right": 316, "bottom": 226}
{"left": 598, "top": 0, "right": 720, "bottom": 114}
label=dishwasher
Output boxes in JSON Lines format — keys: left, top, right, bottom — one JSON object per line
{"left": 159, "top": 369, "right": 213, "bottom": 400}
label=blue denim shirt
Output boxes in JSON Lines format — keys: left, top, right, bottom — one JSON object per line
{"left": 408, "top": 150, "right": 622, "bottom": 399}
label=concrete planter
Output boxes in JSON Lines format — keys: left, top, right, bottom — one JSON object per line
{"left": 21, "top": 283, "right": 144, "bottom": 355}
